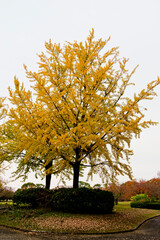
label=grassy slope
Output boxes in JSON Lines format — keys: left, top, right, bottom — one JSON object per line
{"left": 0, "top": 201, "right": 160, "bottom": 233}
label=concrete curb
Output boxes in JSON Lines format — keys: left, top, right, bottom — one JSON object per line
{"left": 0, "top": 214, "right": 160, "bottom": 236}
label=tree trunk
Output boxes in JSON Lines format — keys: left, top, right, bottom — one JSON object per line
{"left": 45, "top": 161, "right": 52, "bottom": 190}
{"left": 73, "top": 161, "right": 80, "bottom": 188}
{"left": 45, "top": 173, "right": 51, "bottom": 190}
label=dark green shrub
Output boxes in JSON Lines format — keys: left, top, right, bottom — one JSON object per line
{"left": 130, "top": 201, "right": 160, "bottom": 210}
{"left": 13, "top": 188, "right": 52, "bottom": 208}
{"left": 51, "top": 187, "right": 114, "bottom": 214}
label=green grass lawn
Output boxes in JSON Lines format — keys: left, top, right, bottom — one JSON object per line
{"left": 115, "top": 201, "right": 131, "bottom": 208}
{"left": 0, "top": 200, "right": 13, "bottom": 205}
{"left": 0, "top": 201, "right": 159, "bottom": 233}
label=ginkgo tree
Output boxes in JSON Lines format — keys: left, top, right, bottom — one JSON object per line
{"left": 3, "top": 29, "right": 160, "bottom": 189}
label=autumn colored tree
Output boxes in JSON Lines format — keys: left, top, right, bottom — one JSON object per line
{"left": 2, "top": 29, "right": 160, "bottom": 189}
{"left": 116, "top": 178, "right": 160, "bottom": 201}
{"left": 136, "top": 179, "right": 148, "bottom": 194}
{"left": 0, "top": 186, "right": 14, "bottom": 201}
{"left": 0, "top": 177, "right": 13, "bottom": 201}
{"left": 107, "top": 182, "right": 122, "bottom": 204}
{"left": 120, "top": 180, "right": 139, "bottom": 201}
{"left": 145, "top": 178, "right": 160, "bottom": 199}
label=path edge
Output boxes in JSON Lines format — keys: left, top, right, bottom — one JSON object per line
{"left": 0, "top": 214, "right": 160, "bottom": 236}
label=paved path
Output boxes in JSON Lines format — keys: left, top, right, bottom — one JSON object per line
{"left": 0, "top": 216, "right": 160, "bottom": 240}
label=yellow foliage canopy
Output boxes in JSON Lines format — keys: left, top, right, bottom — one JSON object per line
{"left": 3, "top": 29, "right": 160, "bottom": 187}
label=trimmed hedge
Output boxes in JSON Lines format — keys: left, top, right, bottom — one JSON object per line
{"left": 50, "top": 187, "right": 114, "bottom": 214}
{"left": 130, "top": 201, "right": 160, "bottom": 210}
{"left": 13, "top": 188, "right": 52, "bottom": 208}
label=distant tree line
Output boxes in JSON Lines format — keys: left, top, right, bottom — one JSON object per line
{"left": 107, "top": 178, "right": 160, "bottom": 203}
{"left": 0, "top": 186, "right": 14, "bottom": 201}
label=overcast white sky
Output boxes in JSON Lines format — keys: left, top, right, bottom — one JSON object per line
{"left": 1, "top": 0, "right": 160, "bottom": 189}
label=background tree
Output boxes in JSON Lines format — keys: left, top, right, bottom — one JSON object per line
{"left": 21, "top": 182, "right": 45, "bottom": 189}
{"left": 114, "top": 178, "right": 160, "bottom": 201}
{"left": 145, "top": 178, "right": 160, "bottom": 199}
{"left": 79, "top": 181, "right": 91, "bottom": 188}
{"left": 0, "top": 176, "right": 14, "bottom": 202}
{"left": 107, "top": 182, "right": 122, "bottom": 204}
{"left": 120, "top": 180, "right": 139, "bottom": 201}
{"left": 3, "top": 29, "right": 160, "bottom": 188}
{"left": 0, "top": 186, "right": 14, "bottom": 201}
